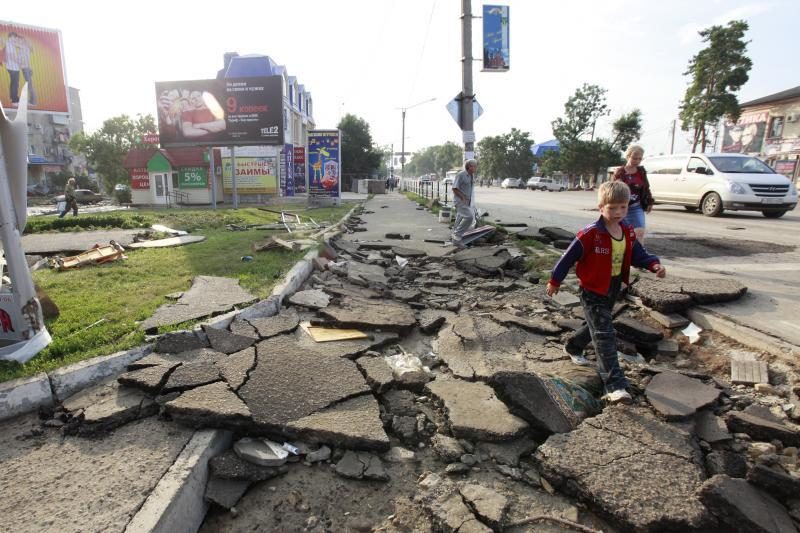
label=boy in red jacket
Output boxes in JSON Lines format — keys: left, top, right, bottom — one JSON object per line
{"left": 546, "top": 181, "right": 666, "bottom": 404}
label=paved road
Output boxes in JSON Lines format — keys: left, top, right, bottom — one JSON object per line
{"left": 469, "top": 186, "right": 800, "bottom": 347}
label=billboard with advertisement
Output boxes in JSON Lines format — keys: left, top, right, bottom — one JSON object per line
{"left": 222, "top": 156, "right": 277, "bottom": 194}
{"left": 155, "top": 76, "right": 283, "bottom": 147}
{"left": 482, "top": 6, "right": 509, "bottom": 71}
{"left": 775, "top": 160, "right": 797, "bottom": 179}
{"left": 0, "top": 21, "right": 69, "bottom": 113}
{"left": 293, "top": 146, "right": 307, "bottom": 194}
{"left": 307, "top": 131, "right": 341, "bottom": 199}
{"left": 178, "top": 166, "right": 208, "bottom": 188}
{"left": 130, "top": 168, "right": 150, "bottom": 190}
{"left": 722, "top": 111, "right": 768, "bottom": 154}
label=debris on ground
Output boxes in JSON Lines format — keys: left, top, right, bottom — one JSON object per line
{"left": 48, "top": 240, "right": 127, "bottom": 271}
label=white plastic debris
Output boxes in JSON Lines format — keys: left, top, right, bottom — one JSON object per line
{"left": 386, "top": 350, "right": 429, "bottom": 382}
{"left": 396, "top": 256, "right": 409, "bottom": 269}
{"left": 681, "top": 322, "right": 703, "bottom": 344}
{"left": 281, "top": 442, "right": 301, "bottom": 455}
{"left": 234, "top": 437, "right": 289, "bottom": 466}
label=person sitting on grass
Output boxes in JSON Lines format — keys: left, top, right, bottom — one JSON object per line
{"left": 546, "top": 180, "right": 666, "bottom": 404}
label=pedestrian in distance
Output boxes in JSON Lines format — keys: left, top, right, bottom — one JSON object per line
{"left": 59, "top": 177, "right": 78, "bottom": 218}
{"left": 612, "top": 144, "right": 654, "bottom": 244}
{"left": 451, "top": 159, "right": 478, "bottom": 247}
{"left": 546, "top": 181, "right": 666, "bottom": 404}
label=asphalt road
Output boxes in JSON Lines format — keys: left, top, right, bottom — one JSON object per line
{"left": 471, "top": 186, "right": 800, "bottom": 346}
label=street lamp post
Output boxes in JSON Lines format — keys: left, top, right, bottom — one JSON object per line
{"left": 398, "top": 97, "right": 436, "bottom": 176}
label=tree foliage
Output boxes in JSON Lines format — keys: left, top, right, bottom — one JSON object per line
{"left": 69, "top": 114, "right": 157, "bottom": 193}
{"left": 476, "top": 128, "right": 536, "bottom": 181}
{"left": 551, "top": 84, "right": 642, "bottom": 185}
{"left": 679, "top": 20, "right": 752, "bottom": 152}
{"left": 338, "top": 114, "right": 382, "bottom": 176}
{"left": 404, "top": 142, "right": 463, "bottom": 178}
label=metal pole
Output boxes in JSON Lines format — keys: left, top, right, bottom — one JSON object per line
{"left": 401, "top": 110, "right": 406, "bottom": 176}
{"left": 461, "top": 0, "right": 474, "bottom": 159}
{"left": 670, "top": 119, "right": 676, "bottom": 155}
{"left": 231, "top": 146, "right": 238, "bottom": 209}
{"left": 208, "top": 147, "right": 217, "bottom": 209}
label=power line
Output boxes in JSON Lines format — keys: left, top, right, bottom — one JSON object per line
{"left": 407, "top": 0, "right": 438, "bottom": 104}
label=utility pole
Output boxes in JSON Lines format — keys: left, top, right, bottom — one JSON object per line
{"left": 461, "top": 0, "right": 475, "bottom": 160}
{"left": 401, "top": 110, "right": 406, "bottom": 175}
{"left": 670, "top": 119, "right": 676, "bottom": 155}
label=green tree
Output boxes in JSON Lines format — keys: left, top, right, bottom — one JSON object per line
{"left": 535, "top": 149, "right": 562, "bottom": 178}
{"left": 434, "top": 142, "right": 463, "bottom": 179}
{"left": 476, "top": 128, "right": 535, "bottom": 182}
{"left": 611, "top": 109, "right": 643, "bottom": 150}
{"left": 69, "top": 114, "right": 157, "bottom": 193}
{"left": 337, "top": 114, "right": 382, "bottom": 176}
{"left": 679, "top": 20, "right": 752, "bottom": 152}
{"left": 551, "top": 83, "right": 609, "bottom": 142}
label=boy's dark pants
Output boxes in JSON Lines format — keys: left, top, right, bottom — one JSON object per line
{"left": 565, "top": 277, "right": 629, "bottom": 393}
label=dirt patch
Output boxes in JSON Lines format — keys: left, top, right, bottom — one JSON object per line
{"left": 647, "top": 236, "right": 794, "bottom": 259}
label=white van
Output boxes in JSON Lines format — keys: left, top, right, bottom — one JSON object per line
{"left": 643, "top": 153, "right": 798, "bottom": 218}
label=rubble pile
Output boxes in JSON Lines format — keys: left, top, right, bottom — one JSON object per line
{"left": 40, "top": 219, "right": 800, "bottom": 532}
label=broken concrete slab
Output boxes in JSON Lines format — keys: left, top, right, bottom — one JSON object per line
{"left": 535, "top": 407, "right": 713, "bottom": 532}
{"left": 392, "top": 246, "right": 426, "bottom": 258}
{"left": 202, "top": 325, "right": 257, "bottom": 354}
{"left": 645, "top": 371, "right": 721, "bottom": 420}
{"left": 163, "top": 381, "right": 252, "bottom": 429}
{"left": 117, "top": 364, "right": 179, "bottom": 395}
{"left": 431, "top": 434, "right": 466, "bottom": 462}
{"left": 204, "top": 476, "right": 250, "bottom": 510}
{"left": 451, "top": 247, "right": 512, "bottom": 277}
{"left": 347, "top": 260, "right": 388, "bottom": 286}
{"left": 422, "top": 479, "right": 493, "bottom": 533}
{"left": 725, "top": 411, "right": 800, "bottom": 446}
{"left": 287, "top": 289, "right": 331, "bottom": 310}
{"left": 417, "top": 309, "right": 454, "bottom": 334}
{"left": 614, "top": 316, "right": 664, "bottom": 343}
{"left": 215, "top": 347, "right": 256, "bottom": 391}
{"left": 239, "top": 348, "right": 370, "bottom": 431}
{"left": 141, "top": 276, "right": 257, "bottom": 332}
{"left": 335, "top": 450, "right": 389, "bottom": 481}
{"left": 699, "top": 474, "right": 796, "bottom": 533}
{"left": 630, "top": 276, "right": 747, "bottom": 313}
{"left": 161, "top": 361, "right": 221, "bottom": 394}
{"left": 128, "top": 235, "right": 206, "bottom": 248}
{"left": 539, "top": 227, "right": 574, "bottom": 241}
{"left": 746, "top": 464, "right": 800, "bottom": 502}
{"left": 356, "top": 356, "right": 395, "bottom": 393}
{"left": 154, "top": 330, "right": 209, "bottom": 353}
{"left": 650, "top": 310, "right": 690, "bottom": 329}
{"left": 229, "top": 318, "right": 259, "bottom": 339}
{"left": 695, "top": 410, "right": 733, "bottom": 443}
{"left": 319, "top": 296, "right": 417, "bottom": 332}
{"left": 63, "top": 379, "right": 158, "bottom": 436}
{"left": 459, "top": 483, "right": 508, "bottom": 530}
{"left": 209, "top": 450, "right": 288, "bottom": 482}
{"left": 489, "top": 311, "right": 561, "bottom": 335}
{"left": 476, "top": 437, "right": 537, "bottom": 467}
{"left": 706, "top": 450, "right": 748, "bottom": 479}
{"left": 550, "top": 291, "right": 580, "bottom": 308}
{"left": 389, "top": 289, "right": 422, "bottom": 302}
{"left": 259, "top": 328, "right": 399, "bottom": 362}
{"left": 129, "top": 348, "right": 225, "bottom": 370}
{"left": 246, "top": 308, "right": 301, "bottom": 338}
{"left": 323, "top": 283, "right": 382, "bottom": 300}
{"left": 286, "top": 394, "right": 390, "bottom": 451}
{"left": 426, "top": 379, "right": 528, "bottom": 442}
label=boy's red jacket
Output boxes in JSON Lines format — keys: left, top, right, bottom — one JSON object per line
{"left": 549, "top": 217, "right": 661, "bottom": 296}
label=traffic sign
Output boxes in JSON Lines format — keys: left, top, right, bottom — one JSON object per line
{"left": 446, "top": 94, "right": 484, "bottom": 128}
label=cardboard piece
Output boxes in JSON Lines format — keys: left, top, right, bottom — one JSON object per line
{"left": 300, "top": 321, "right": 369, "bottom": 342}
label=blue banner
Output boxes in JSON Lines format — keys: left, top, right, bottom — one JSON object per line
{"left": 307, "top": 131, "right": 341, "bottom": 199}
{"left": 282, "top": 143, "right": 294, "bottom": 196}
{"left": 483, "top": 5, "right": 509, "bottom": 71}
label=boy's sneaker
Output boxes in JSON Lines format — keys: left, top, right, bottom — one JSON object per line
{"left": 562, "top": 345, "right": 590, "bottom": 366}
{"left": 603, "top": 389, "right": 633, "bottom": 405}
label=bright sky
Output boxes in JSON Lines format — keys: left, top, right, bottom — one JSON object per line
{"left": 4, "top": 0, "right": 798, "bottom": 157}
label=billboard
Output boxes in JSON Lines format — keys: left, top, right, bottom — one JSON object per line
{"left": 482, "top": 6, "right": 509, "bottom": 71}
{"left": 178, "top": 166, "right": 208, "bottom": 188}
{"left": 221, "top": 156, "right": 277, "bottom": 194}
{"left": 130, "top": 167, "right": 150, "bottom": 190}
{"left": 155, "top": 76, "right": 283, "bottom": 147}
{"left": 307, "top": 131, "right": 340, "bottom": 199}
{"left": 293, "top": 146, "right": 307, "bottom": 194}
{"left": 0, "top": 21, "right": 69, "bottom": 113}
{"left": 722, "top": 111, "right": 767, "bottom": 154}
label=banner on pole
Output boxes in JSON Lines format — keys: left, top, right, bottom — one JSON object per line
{"left": 307, "top": 131, "right": 340, "bottom": 199}
{"left": 482, "top": 5, "right": 509, "bottom": 71}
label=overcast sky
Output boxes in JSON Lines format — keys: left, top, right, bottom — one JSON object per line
{"left": 4, "top": 0, "right": 798, "bottom": 157}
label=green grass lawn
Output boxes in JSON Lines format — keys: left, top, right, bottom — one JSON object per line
{"left": 0, "top": 203, "right": 355, "bottom": 382}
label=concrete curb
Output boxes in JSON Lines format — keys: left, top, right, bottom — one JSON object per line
{"left": 48, "top": 345, "right": 153, "bottom": 401}
{"left": 688, "top": 307, "right": 798, "bottom": 360}
{"left": 124, "top": 429, "right": 233, "bottom": 533}
{"left": 0, "top": 372, "right": 53, "bottom": 420}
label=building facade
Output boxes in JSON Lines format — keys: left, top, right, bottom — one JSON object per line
{"left": 723, "top": 86, "right": 800, "bottom": 182}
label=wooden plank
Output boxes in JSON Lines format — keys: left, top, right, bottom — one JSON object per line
{"left": 731, "top": 359, "right": 769, "bottom": 385}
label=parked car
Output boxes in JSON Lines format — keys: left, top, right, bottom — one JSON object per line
{"left": 53, "top": 189, "right": 104, "bottom": 204}
{"left": 500, "top": 178, "right": 525, "bottom": 189}
{"left": 114, "top": 183, "right": 130, "bottom": 192}
{"left": 527, "top": 177, "right": 566, "bottom": 191}
{"left": 644, "top": 153, "right": 798, "bottom": 218}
